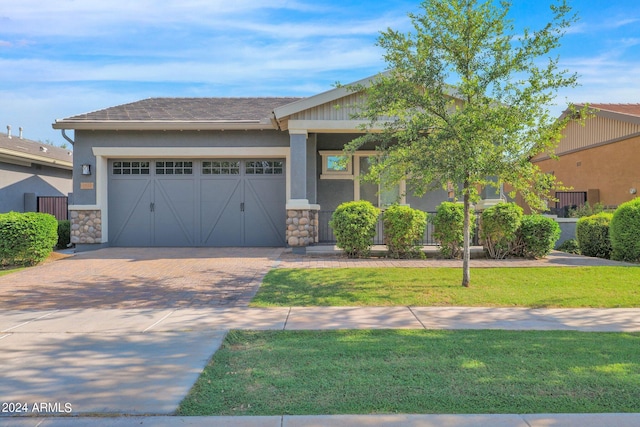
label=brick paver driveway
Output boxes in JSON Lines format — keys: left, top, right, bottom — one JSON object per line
{"left": 0, "top": 247, "right": 283, "bottom": 310}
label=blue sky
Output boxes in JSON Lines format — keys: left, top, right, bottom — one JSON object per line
{"left": 1, "top": 0, "right": 639, "bottom": 146}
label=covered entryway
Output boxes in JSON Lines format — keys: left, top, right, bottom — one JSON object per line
{"left": 108, "top": 159, "right": 285, "bottom": 246}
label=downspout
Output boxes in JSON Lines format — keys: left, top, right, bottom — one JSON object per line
{"left": 61, "top": 129, "right": 75, "bottom": 145}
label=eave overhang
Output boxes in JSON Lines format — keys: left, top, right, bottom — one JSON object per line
{"left": 0, "top": 149, "right": 73, "bottom": 170}
{"left": 52, "top": 120, "right": 278, "bottom": 131}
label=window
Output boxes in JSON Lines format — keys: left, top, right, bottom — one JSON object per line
{"left": 354, "top": 153, "right": 405, "bottom": 208}
{"left": 245, "top": 160, "right": 284, "bottom": 175}
{"left": 112, "top": 161, "right": 150, "bottom": 175}
{"left": 202, "top": 161, "right": 240, "bottom": 175}
{"left": 320, "top": 151, "right": 353, "bottom": 179}
{"left": 156, "top": 161, "right": 193, "bottom": 175}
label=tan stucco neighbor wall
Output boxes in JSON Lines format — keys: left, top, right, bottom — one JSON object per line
{"left": 533, "top": 134, "right": 640, "bottom": 207}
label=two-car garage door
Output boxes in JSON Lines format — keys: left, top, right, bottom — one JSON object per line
{"left": 108, "top": 159, "right": 285, "bottom": 247}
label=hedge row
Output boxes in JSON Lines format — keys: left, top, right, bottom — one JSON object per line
{"left": 610, "top": 198, "right": 640, "bottom": 262}
{"left": 0, "top": 212, "right": 58, "bottom": 266}
{"left": 433, "top": 202, "right": 560, "bottom": 259}
{"left": 330, "top": 201, "right": 427, "bottom": 259}
{"left": 557, "top": 198, "right": 640, "bottom": 262}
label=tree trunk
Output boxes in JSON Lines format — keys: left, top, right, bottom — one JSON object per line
{"left": 462, "top": 179, "right": 471, "bottom": 287}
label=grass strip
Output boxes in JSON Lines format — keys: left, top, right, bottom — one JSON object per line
{"left": 251, "top": 267, "right": 640, "bottom": 308}
{"left": 0, "top": 267, "right": 24, "bottom": 276}
{"left": 178, "top": 329, "right": 640, "bottom": 415}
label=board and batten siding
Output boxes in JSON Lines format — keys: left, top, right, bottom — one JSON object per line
{"left": 288, "top": 92, "right": 367, "bottom": 121}
{"left": 551, "top": 115, "right": 640, "bottom": 157}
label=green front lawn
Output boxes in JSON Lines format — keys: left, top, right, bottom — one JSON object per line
{"left": 178, "top": 329, "right": 640, "bottom": 415}
{"left": 251, "top": 267, "right": 640, "bottom": 308}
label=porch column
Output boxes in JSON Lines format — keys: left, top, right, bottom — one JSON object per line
{"left": 287, "top": 130, "right": 319, "bottom": 254}
{"left": 289, "top": 130, "right": 308, "bottom": 203}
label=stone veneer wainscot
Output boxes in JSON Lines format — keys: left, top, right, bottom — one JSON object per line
{"left": 286, "top": 209, "right": 319, "bottom": 247}
{"left": 70, "top": 210, "right": 102, "bottom": 244}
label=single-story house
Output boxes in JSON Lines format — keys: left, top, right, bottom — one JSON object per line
{"left": 532, "top": 103, "right": 640, "bottom": 213}
{"left": 0, "top": 126, "right": 73, "bottom": 218}
{"left": 53, "top": 74, "right": 501, "bottom": 252}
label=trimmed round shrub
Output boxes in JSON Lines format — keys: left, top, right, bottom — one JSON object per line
{"left": 515, "top": 214, "right": 560, "bottom": 259}
{"left": 383, "top": 204, "right": 427, "bottom": 259}
{"left": 480, "top": 202, "right": 523, "bottom": 259}
{"left": 432, "top": 202, "right": 475, "bottom": 259}
{"left": 329, "top": 201, "right": 380, "bottom": 258}
{"left": 0, "top": 212, "right": 58, "bottom": 266}
{"left": 57, "top": 220, "right": 71, "bottom": 249}
{"left": 556, "top": 238, "right": 580, "bottom": 254}
{"left": 576, "top": 212, "right": 613, "bottom": 259}
{"left": 610, "top": 198, "right": 640, "bottom": 262}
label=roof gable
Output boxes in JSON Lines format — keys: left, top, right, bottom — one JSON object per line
{"left": 574, "top": 103, "right": 640, "bottom": 126}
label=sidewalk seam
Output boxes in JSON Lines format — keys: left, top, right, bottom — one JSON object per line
{"left": 521, "top": 414, "right": 533, "bottom": 427}
{"left": 142, "top": 310, "right": 176, "bottom": 333}
{"left": 408, "top": 306, "right": 427, "bottom": 329}
{"left": 1, "top": 310, "right": 59, "bottom": 333}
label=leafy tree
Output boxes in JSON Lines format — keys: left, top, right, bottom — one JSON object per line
{"left": 346, "top": 0, "right": 581, "bottom": 286}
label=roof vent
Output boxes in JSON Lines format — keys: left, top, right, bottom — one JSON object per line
{"left": 6, "top": 125, "right": 11, "bottom": 139}
{"left": 19, "top": 127, "right": 23, "bottom": 139}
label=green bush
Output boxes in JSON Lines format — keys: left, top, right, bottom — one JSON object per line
{"left": 610, "top": 198, "right": 640, "bottom": 262}
{"left": 432, "top": 202, "right": 475, "bottom": 259}
{"left": 557, "top": 239, "right": 580, "bottom": 254}
{"left": 330, "top": 201, "right": 380, "bottom": 258}
{"left": 576, "top": 213, "right": 613, "bottom": 259}
{"left": 383, "top": 204, "right": 427, "bottom": 259}
{"left": 57, "top": 220, "right": 71, "bottom": 249}
{"left": 568, "top": 201, "right": 608, "bottom": 218}
{"left": 480, "top": 202, "right": 523, "bottom": 259}
{"left": 514, "top": 214, "right": 561, "bottom": 259}
{"left": 0, "top": 212, "right": 58, "bottom": 266}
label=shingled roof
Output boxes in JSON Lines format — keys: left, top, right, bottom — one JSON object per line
{"left": 0, "top": 132, "right": 73, "bottom": 169}
{"left": 585, "top": 103, "right": 640, "bottom": 118}
{"left": 53, "top": 97, "right": 304, "bottom": 131}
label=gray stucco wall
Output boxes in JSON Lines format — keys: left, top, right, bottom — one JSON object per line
{"left": 406, "top": 189, "right": 450, "bottom": 212}
{"left": 72, "top": 129, "right": 291, "bottom": 205}
{"left": 0, "top": 161, "right": 72, "bottom": 213}
{"left": 555, "top": 218, "right": 578, "bottom": 247}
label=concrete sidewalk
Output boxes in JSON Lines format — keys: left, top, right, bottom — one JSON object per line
{"left": 3, "top": 413, "right": 640, "bottom": 427}
{"left": 3, "top": 306, "right": 640, "bottom": 334}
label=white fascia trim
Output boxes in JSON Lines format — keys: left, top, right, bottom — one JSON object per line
{"left": 0, "top": 149, "right": 73, "bottom": 169}
{"left": 92, "top": 147, "right": 290, "bottom": 158}
{"left": 286, "top": 199, "right": 311, "bottom": 210}
{"left": 53, "top": 121, "right": 276, "bottom": 131}
{"left": 287, "top": 120, "right": 382, "bottom": 133}
{"left": 69, "top": 205, "right": 101, "bottom": 210}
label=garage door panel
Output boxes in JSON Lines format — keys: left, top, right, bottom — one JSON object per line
{"left": 200, "top": 178, "right": 242, "bottom": 246}
{"left": 108, "top": 178, "right": 153, "bottom": 246}
{"left": 154, "top": 179, "right": 197, "bottom": 246}
{"left": 244, "top": 178, "right": 286, "bottom": 246}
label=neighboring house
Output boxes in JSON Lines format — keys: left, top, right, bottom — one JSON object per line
{"left": 52, "top": 74, "right": 498, "bottom": 252}
{"left": 532, "top": 104, "right": 640, "bottom": 213}
{"left": 0, "top": 126, "right": 73, "bottom": 218}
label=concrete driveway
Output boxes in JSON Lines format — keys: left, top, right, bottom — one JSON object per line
{"left": 0, "top": 247, "right": 283, "bottom": 416}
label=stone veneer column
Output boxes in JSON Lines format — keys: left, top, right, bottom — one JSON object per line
{"left": 70, "top": 210, "right": 102, "bottom": 244}
{"left": 286, "top": 207, "right": 319, "bottom": 253}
